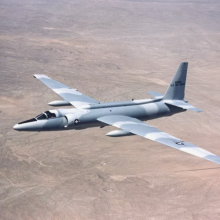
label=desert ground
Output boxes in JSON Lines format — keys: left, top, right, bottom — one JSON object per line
{"left": 1, "top": 0, "right": 220, "bottom": 219}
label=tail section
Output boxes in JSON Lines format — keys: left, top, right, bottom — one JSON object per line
{"left": 148, "top": 62, "right": 202, "bottom": 112}
{"left": 163, "top": 62, "right": 188, "bottom": 100}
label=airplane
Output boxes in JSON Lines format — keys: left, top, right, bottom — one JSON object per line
{"left": 13, "top": 62, "right": 220, "bottom": 165}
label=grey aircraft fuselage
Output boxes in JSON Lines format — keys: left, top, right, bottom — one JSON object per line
{"left": 14, "top": 98, "right": 184, "bottom": 132}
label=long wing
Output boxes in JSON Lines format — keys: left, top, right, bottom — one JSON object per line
{"left": 97, "top": 115, "right": 220, "bottom": 165}
{"left": 34, "top": 75, "right": 99, "bottom": 109}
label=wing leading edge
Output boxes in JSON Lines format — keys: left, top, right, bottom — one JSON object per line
{"left": 34, "top": 75, "right": 99, "bottom": 109}
{"left": 97, "top": 115, "right": 220, "bottom": 165}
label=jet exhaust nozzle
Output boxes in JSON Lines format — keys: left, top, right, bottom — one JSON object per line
{"left": 106, "top": 130, "right": 133, "bottom": 137}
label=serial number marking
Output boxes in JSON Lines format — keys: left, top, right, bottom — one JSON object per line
{"left": 170, "top": 81, "right": 185, "bottom": 87}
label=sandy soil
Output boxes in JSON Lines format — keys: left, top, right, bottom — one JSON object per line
{"left": 1, "top": 0, "right": 220, "bottom": 219}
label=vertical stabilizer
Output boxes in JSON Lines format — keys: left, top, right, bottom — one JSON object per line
{"left": 163, "top": 62, "right": 188, "bottom": 100}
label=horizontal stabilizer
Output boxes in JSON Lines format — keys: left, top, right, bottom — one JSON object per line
{"left": 148, "top": 91, "right": 163, "bottom": 99}
{"left": 165, "top": 100, "right": 202, "bottom": 112}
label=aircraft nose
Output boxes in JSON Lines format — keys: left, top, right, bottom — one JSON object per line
{"left": 13, "top": 120, "right": 44, "bottom": 131}
{"left": 13, "top": 124, "right": 20, "bottom": 131}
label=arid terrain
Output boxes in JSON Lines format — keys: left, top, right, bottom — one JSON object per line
{"left": 1, "top": 0, "right": 220, "bottom": 219}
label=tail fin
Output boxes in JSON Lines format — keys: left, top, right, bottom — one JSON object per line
{"left": 163, "top": 62, "right": 188, "bottom": 100}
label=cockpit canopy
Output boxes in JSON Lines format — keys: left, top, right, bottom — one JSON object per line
{"left": 35, "top": 110, "right": 58, "bottom": 120}
{"left": 18, "top": 110, "right": 59, "bottom": 125}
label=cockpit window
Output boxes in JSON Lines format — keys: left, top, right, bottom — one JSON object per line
{"left": 45, "top": 111, "right": 56, "bottom": 119}
{"left": 35, "top": 111, "right": 57, "bottom": 120}
{"left": 18, "top": 118, "right": 37, "bottom": 124}
{"left": 36, "top": 113, "right": 47, "bottom": 120}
